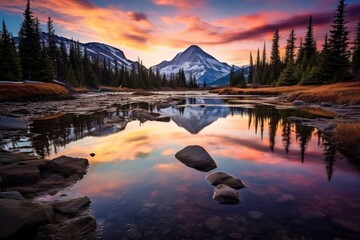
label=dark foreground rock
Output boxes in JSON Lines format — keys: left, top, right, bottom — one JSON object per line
{"left": 0, "top": 152, "right": 89, "bottom": 198}
{"left": 207, "top": 172, "right": 245, "bottom": 189}
{"left": 0, "top": 198, "right": 54, "bottom": 239}
{"left": 175, "top": 145, "right": 217, "bottom": 172}
{"left": 0, "top": 151, "right": 96, "bottom": 239}
{"left": 213, "top": 184, "right": 240, "bottom": 204}
{"left": 53, "top": 196, "right": 91, "bottom": 215}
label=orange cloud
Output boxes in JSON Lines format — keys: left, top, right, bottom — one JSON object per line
{"left": 0, "top": 0, "right": 155, "bottom": 49}
{"left": 152, "top": 0, "right": 204, "bottom": 9}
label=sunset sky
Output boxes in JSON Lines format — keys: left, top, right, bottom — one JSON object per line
{"left": 0, "top": 0, "right": 359, "bottom": 67}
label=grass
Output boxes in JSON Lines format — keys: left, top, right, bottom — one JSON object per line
{"left": 300, "top": 107, "right": 338, "bottom": 118}
{"left": 211, "top": 82, "right": 360, "bottom": 105}
{"left": 334, "top": 123, "right": 360, "bottom": 166}
{"left": 0, "top": 82, "right": 70, "bottom": 102}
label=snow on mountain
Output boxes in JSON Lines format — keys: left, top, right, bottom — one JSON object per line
{"left": 152, "top": 45, "right": 233, "bottom": 86}
{"left": 13, "top": 33, "right": 138, "bottom": 71}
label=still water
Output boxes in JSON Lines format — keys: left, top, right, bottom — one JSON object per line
{"left": 12, "top": 94, "right": 360, "bottom": 239}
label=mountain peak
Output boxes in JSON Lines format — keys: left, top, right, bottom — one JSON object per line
{"left": 152, "top": 45, "right": 232, "bottom": 86}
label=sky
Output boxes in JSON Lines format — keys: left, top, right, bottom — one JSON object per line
{"left": 0, "top": 0, "right": 359, "bottom": 67}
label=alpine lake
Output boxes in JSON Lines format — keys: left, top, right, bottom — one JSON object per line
{"left": 2, "top": 91, "right": 360, "bottom": 240}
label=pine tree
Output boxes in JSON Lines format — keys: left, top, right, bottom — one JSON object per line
{"left": 285, "top": 29, "right": 296, "bottom": 65}
{"left": 296, "top": 38, "right": 304, "bottom": 65}
{"left": 352, "top": 18, "right": 360, "bottom": 79}
{"left": 326, "top": 0, "right": 351, "bottom": 81}
{"left": 47, "top": 16, "right": 57, "bottom": 78}
{"left": 253, "top": 48, "right": 261, "bottom": 84}
{"left": 0, "top": 20, "right": 22, "bottom": 81}
{"left": 278, "top": 29, "right": 297, "bottom": 86}
{"left": 261, "top": 42, "right": 267, "bottom": 84}
{"left": 303, "top": 16, "right": 317, "bottom": 65}
{"left": 269, "top": 28, "right": 282, "bottom": 83}
{"left": 18, "top": 0, "right": 42, "bottom": 80}
{"left": 37, "top": 40, "right": 55, "bottom": 82}
{"left": 248, "top": 52, "right": 254, "bottom": 83}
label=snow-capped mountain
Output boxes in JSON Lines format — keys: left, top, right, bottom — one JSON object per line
{"left": 152, "top": 45, "right": 233, "bottom": 86}
{"left": 13, "top": 33, "right": 138, "bottom": 70}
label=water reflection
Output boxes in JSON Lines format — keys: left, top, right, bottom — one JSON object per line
{"left": 22, "top": 95, "right": 359, "bottom": 239}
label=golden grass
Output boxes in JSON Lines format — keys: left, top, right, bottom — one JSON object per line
{"left": 0, "top": 83, "right": 69, "bottom": 101}
{"left": 31, "top": 112, "right": 66, "bottom": 121}
{"left": 211, "top": 82, "right": 360, "bottom": 105}
{"left": 334, "top": 123, "right": 360, "bottom": 164}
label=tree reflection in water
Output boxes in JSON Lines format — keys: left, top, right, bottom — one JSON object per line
{"left": 27, "top": 97, "right": 340, "bottom": 180}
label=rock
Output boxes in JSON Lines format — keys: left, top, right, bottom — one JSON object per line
{"left": 0, "top": 198, "right": 54, "bottom": 239}
{"left": 213, "top": 184, "right": 240, "bottom": 204}
{"left": 292, "top": 100, "right": 305, "bottom": 106}
{"left": 89, "top": 153, "right": 95, "bottom": 157}
{"left": 36, "top": 215, "right": 97, "bottom": 240}
{"left": 229, "top": 232, "right": 243, "bottom": 239}
{"left": 53, "top": 196, "right": 91, "bottom": 215}
{"left": 333, "top": 217, "right": 360, "bottom": 233}
{"left": 0, "top": 165, "right": 41, "bottom": 187}
{"left": 0, "top": 191, "right": 24, "bottom": 200}
{"left": 131, "top": 108, "right": 170, "bottom": 123}
{"left": 248, "top": 211, "right": 264, "bottom": 220}
{"left": 320, "top": 102, "right": 334, "bottom": 107}
{"left": 205, "top": 216, "right": 221, "bottom": 231}
{"left": 10, "top": 108, "right": 31, "bottom": 114}
{"left": 143, "top": 202, "right": 157, "bottom": 208}
{"left": 0, "top": 116, "right": 27, "bottom": 130}
{"left": 323, "top": 122, "right": 336, "bottom": 131}
{"left": 175, "top": 145, "right": 217, "bottom": 172}
{"left": 287, "top": 116, "right": 312, "bottom": 124}
{"left": 275, "top": 194, "right": 295, "bottom": 203}
{"left": 0, "top": 150, "right": 38, "bottom": 164}
{"left": 127, "top": 228, "right": 143, "bottom": 239}
{"left": 50, "top": 155, "right": 89, "bottom": 178}
{"left": 207, "top": 172, "right": 245, "bottom": 189}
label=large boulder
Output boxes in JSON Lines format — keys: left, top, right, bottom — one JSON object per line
{"left": 53, "top": 196, "right": 91, "bottom": 215}
{"left": 0, "top": 198, "right": 54, "bottom": 239}
{"left": 213, "top": 184, "right": 240, "bottom": 204}
{"left": 207, "top": 172, "right": 245, "bottom": 189}
{"left": 175, "top": 145, "right": 217, "bottom": 172}
{"left": 0, "top": 165, "right": 41, "bottom": 187}
{"left": 0, "top": 191, "right": 24, "bottom": 200}
{"left": 132, "top": 108, "right": 170, "bottom": 123}
{"left": 49, "top": 156, "right": 89, "bottom": 178}
{"left": 36, "top": 215, "right": 97, "bottom": 240}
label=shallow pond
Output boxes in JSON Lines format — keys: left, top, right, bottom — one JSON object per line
{"left": 4, "top": 93, "right": 360, "bottom": 239}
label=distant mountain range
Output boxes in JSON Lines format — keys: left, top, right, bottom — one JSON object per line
{"left": 14, "top": 33, "right": 242, "bottom": 86}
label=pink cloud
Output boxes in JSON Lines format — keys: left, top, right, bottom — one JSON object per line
{"left": 152, "top": 0, "right": 205, "bottom": 9}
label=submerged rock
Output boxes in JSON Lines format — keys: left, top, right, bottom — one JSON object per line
{"left": 53, "top": 196, "right": 91, "bottom": 215}
{"left": 175, "top": 145, "right": 217, "bottom": 172}
{"left": 36, "top": 215, "right": 97, "bottom": 240}
{"left": 205, "top": 216, "right": 221, "bottom": 231}
{"left": 207, "top": 172, "right": 245, "bottom": 189}
{"left": 213, "top": 184, "right": 240, "bottom": 204}
{"left": 275, "top": 194, "right": 295, "bottom": 203}
{"left": 0, "top": 198, "right": 54, "bottom": 239}
{"left": 248, "top": 211, "right": 264, "bottom": 220}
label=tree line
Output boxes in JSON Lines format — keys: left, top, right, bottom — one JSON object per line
{"left": 0, "top": 0, "right": 198, "bottom": 89}
{"left": 230, "top": 0, "right": 360, "bottom": 87}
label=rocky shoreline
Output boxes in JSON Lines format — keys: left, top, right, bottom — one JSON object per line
{"left": 0, "top": 92, "right": 182, "bottom": 239}
{"left": 0, "top": 151, "right": 97, "bottom": 239}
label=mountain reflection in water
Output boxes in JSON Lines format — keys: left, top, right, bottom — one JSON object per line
{"left": 22, "top": 97, "right": 340, "bottom": 181}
